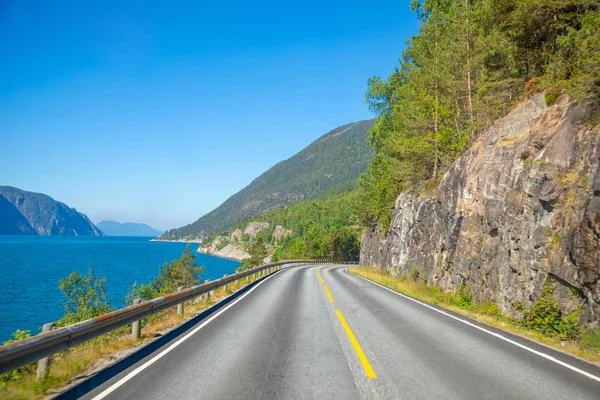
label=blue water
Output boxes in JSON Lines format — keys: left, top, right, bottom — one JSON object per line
{"left": 0, "top": 236, "right": 240, "bottom": 342}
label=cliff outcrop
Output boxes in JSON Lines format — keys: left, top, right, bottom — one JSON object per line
{"left": 360, "top": 95, "right": 600, "bottom": 327}
{"left": 198, "top": 242, "right": 249, "bottom": 261}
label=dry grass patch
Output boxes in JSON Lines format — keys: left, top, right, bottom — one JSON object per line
{"left": 556, "top": 172, "right": 580, "bottom": 189}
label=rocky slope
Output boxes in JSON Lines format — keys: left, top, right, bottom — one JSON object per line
{"left": 361, "top": 95, "right": 600, "bottom": 327}
{"left": 197, "top": 222, "right": 277, "bottom": 260}
{"left": 0, "top": 186, "right": 103, "bottom": 236}
{"left": 159, "top": 119, "right": 374, "bottom": 241}
{"left": 198, "top": 242, "right": 250, "bottom": 261}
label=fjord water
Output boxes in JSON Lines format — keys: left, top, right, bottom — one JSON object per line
{"left": 0, "top": 236, "right": 240, "bottom": 342}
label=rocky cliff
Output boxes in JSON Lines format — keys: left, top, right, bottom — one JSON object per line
{"left": 197, "top": 241, "right": 250, "bottom": 261}
{"left": 360, "top": 95, "right": 600, "bottom": 328}
{"left": 0, "top": 185, "right": 103, "bottom": 236}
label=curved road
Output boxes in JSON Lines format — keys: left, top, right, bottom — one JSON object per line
{"left": 76, "top": 265, "right": 600, "bottom": 400}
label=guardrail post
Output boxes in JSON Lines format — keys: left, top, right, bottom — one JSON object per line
{"left": 206, "top": 280, "right": 214, "bottom": 298}
{"left": 36, "top": 322, "right": 55, "bottom": 380}
{"left": 132, "top": 298, "right": 142, "bottom": 340}
{"left": 177, "top": 287, "right": 184, "bottom": 316}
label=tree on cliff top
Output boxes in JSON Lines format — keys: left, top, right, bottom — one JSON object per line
{"left": 358, "top": 0, "right": 600, "bottom": 229}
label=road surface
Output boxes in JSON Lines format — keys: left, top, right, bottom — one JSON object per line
{"left": 73, "top": 265, "right": 600, "bottom": 400}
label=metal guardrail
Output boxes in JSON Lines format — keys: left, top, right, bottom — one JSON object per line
{"left": 0, "top": 259, "right": 357, "bottom": 375}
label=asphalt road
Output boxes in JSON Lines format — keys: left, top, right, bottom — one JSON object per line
{"left": 75, "top": 265, "right": 600, "bottom": 400}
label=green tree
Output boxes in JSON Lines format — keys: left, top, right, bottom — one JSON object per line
{"left": 136, "top": 245, "right": 204, "bottom": 300}
{"left": 358, "top": 0, "right": 600, "bottom": 229}
{"left": 287, "top": 237, "right": 307, "bottom": 259}
{"left": 247, "top": 237, "right": 269, "bottom": 265}
{"left": 57, "top": 266, "right": 113, "bottom": 326}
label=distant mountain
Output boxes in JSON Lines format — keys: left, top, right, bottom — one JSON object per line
{"left": 159, "top": 119, "right": 375, "bottom": 240}
{"left": 0, "top": 186, "right": 103, "bottom": 236}
{"left": 97, "top": 221, "right": 163, "bottom": 236}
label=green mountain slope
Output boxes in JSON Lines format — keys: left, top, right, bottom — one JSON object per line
{"left": 160, "top": 119, "right": 374, "bottom": 240}
{"left": 207, "top": 182, "right": 362, "bottom": 262}
{"left": 0, "top": 185, "right": 103, "bottom": 236}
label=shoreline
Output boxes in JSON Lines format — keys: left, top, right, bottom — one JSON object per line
{"left": 150, "top": 238, "right": 203, "bottom": 244}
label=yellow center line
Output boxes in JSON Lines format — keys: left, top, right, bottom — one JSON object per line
{"left": 323, "top": 285, "right": 335, "bottom": 303}
{"left": 317, "top": 268, "right": 325, "bottom": 284}
{"left": 336, "top": 310, "right": 377, "bottom": 379}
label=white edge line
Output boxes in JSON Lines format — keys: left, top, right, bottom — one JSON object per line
{"left": 346, "top": 269, "right": 600, "bottom": 383}
{"left": 91, "top": 271, "right": 281, "bottom": 400}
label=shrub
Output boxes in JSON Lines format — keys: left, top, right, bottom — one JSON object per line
{"left": 479, "top": 300, "right": 501, "bottom": 318}
{"left": 454, "top": 282, "right": 476, "bottom": 310}
{"left": 409, "top": 267, "right": 419, "bottom": 282}
{"left": 520, "top": 284, "right": 580, "bottom": 339}
{"left": 544, "top": 86, "right": 563, "bottom": 106}
{"left": 0, "top": 330, "right": 34, "bottom": 385}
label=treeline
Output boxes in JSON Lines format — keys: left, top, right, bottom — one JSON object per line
{"left": 358, "top": 0, "right": 600, "bottom": 228}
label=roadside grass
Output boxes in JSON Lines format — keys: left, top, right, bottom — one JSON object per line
{"left": 349, "top": 266, "right": 600, "bottom": 364}
{"left": 0, "top": 274, "right": 261, "bottom": 400}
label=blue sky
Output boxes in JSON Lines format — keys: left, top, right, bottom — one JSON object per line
{"left": 0, "top": 1, "right": 418, "bottom": 231}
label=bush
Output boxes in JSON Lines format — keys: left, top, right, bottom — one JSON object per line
{"left": 479, "top": 300, "right": 501, "bottom": 318}
{"left": 520, "top": 284, "right": 580, "bottom": 340}
{"left": 454, "top": 282, "right": 476, "bottom": 310}
{"left": 544, "top": 86, "right": 563, "bottom": 106}
{"left": 0, "top": 330, "right": 34, "bottom": 385}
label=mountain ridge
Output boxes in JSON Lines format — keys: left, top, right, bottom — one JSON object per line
{"left": 0, "top": 185, "right": 103, "bottom": 236}
{"left": 97, "top": 221, "right": 163, "bottom": 236}
{"left": 159, "top": 119, "right": 375, "bottom": 240}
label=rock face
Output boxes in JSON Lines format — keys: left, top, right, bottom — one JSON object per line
{"left": 243, "top": 222, "right": 270, "bottom": 239}
{"left": 0, "top": 185, "right": 103, "bottom": 236}
{"left": 230, "top": 229, "right": 243, "bottom": 242}
{"left": 273, "top": 225, "right": 292, "bottom": 244}
{"left": 360, "top": 95, "right": 600, "bottom": 328}
{"left": 198, "top": 242, "right": 249, "bottom": 261}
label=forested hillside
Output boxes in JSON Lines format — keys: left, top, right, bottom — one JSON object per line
{"left": 160, "top": 119, "right": 374, "bottom": 240}
{"left": 358, "top": 0, "right": 600, "bottom": 228}
{"left": 202, "top": 182, "right": 362, "bottom": 262}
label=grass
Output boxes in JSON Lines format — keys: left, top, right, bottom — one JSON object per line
{"left": 349, "top": 266, "right": 600, "bottom": 364}
{"left": 0, "top": 274, "right": 263, "bottom": 400}
{"left": 556, "top": 172, "right": 580, "bottom": 189}
{"left": 499, "top": 131, "right": 529, "bottom": 146}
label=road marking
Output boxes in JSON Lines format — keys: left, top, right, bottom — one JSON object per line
{"left": 323, "top": 285, "right": 335, "bottom": 303}
{"left": 91, "top": 271, "right": 282, "bottom": 400}
{"left": 317, "top": 268, "right": 324, "bottom": 284}
{"left": 348, "top": 270, "right": 600, "bottom": 383}
{"left": 336, "top": 309, "right": 377, "bottom": 379}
